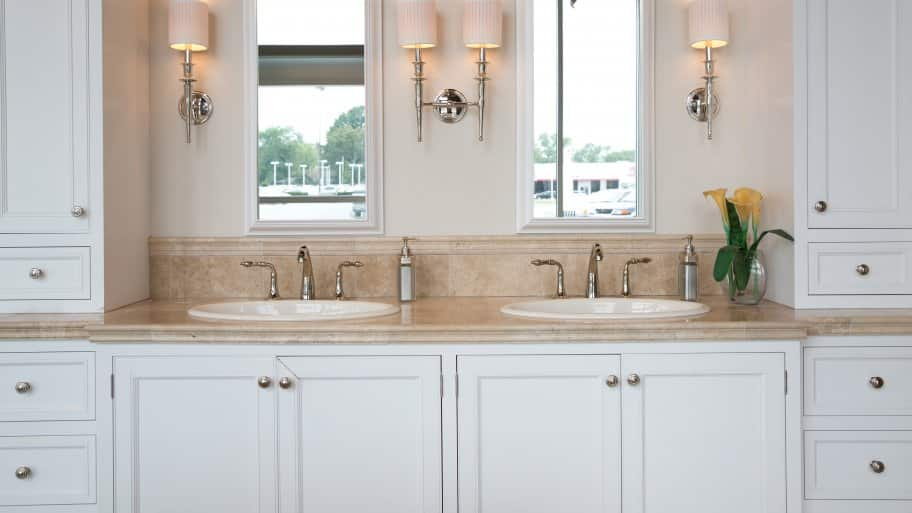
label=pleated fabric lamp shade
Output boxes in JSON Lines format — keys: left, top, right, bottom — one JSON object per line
{"left": 463, "top": 0, "right": 502, "bottom": 49}
{"left": 169, "top": 0, "right": 209, "bottom": 52}
{"left": 688, "top": 0, "right": 729, "bottom": 49}
{"left": 398, "top": 0, "right": 438, "bottom": 49}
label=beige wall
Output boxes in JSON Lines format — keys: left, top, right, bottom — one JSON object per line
{"left": 148, "top": 0, "right": 794, "bottom": 302}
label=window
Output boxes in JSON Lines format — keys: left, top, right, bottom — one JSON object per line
{"left": 517, "top": 0, "right": 653, "bottom": 232}
{"left": 247, "top": 0, "right": 383, "bottom": 233}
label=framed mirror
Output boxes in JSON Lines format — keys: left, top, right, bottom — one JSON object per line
{"left": 245, "top": 0, "right": 383, "bottom": 234}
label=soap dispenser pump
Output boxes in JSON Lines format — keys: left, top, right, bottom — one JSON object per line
{"left": 398, "top": 237, "right": 416, "bottom": 302}
{"left": 678, "top": 235, "right": 699, "bottom": 302}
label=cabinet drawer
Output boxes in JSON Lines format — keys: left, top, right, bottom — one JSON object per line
{"left": 804, "top": 347, "right": 912, "bottom": 416}
{"left": 0, "top": 435, "right": 96, "bottom": 506}
{"left": 0, "top": 247, "right": 90, "bottom": 300}
{"left": 0, "top": 353, "right": 94, "bottom": 421}
{"left": 809, "top": 242, "right": 912, "bottom": 295}
{"left": 805, "top": 431, "right": 912, "bottom": 500}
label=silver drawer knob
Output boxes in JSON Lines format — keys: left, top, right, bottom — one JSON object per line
{"left": 257, "top": 376, "right": 272, "bottom": 388}
{"left": 278, "top": 377, "right": 293, "bottom": 389}
{"left": 14, "top": 381, "right": 31, "bottom": 394}
{"left": 869, "top": 376, "right": 885, "bottom": 389}
{"left": 71, "top": 205, "right": 85, "bottom": 218}
{"left": 870, "top": 460, "right": 885, "bottom": 474}
{"left": 814, "top": 201, "right": 828, "bottom": 213}
{"left": 15, "top": 466, "right": 31, "bottom": 480}
{"left": 627, "top": 374, "right": 641, "bottom": 386}
{"left": 605, "top": 375, "right": 619, "bottom": 388}
{"left": 856, "top": 264, "right": 870, "bottom": 276}
{"left": 29, "top": 268, "right": 43, "bottom": 279}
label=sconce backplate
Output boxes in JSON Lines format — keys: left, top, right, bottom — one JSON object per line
{"left": 433, "top": 89, "right": 469, "bottom": 124}
{"left": 178, "top": 91, "right": 214, "bottom": 126}
{"left": 685, "top": 87, "right": 719, "bottom": 122}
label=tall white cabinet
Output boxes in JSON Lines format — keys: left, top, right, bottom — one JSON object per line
{"left": 0, "top": 0, "right": 150, "bottom": 313}
{"left": 796, "top": 0, "right": 912, "bottom": 307}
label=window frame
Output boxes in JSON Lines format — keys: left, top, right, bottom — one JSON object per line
{"left": 515, "top": 0, "right": 655, "bottom": 233}
{"left": 244, "top": 0, "right": 384, "bottom": 235}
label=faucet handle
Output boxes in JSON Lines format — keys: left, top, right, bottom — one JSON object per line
{"left": 240, "top": 261, "right": 280, "bottom": 299}
{"left": 531, "top": 259, "right": 566, "bottom": 298}
{"left": 337, "top": 260, "right": 364, "bottom": 272}
{"left": 335, "top": 261, "right": 364, "bottom": 300}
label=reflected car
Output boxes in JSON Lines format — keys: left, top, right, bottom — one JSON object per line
{"left": 588, "top": 189, "right": 637, "bottom": 216}
{"left": 534, "top": 190, "right": 558, "bottom": 200}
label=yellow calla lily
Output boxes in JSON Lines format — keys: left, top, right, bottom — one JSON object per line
{"left": 703, "top": 188, "right": 729, "bottom": 228}
{"left": 729, "top": 199, "right": 754, "bottom": 231}
{"left": 734, "top": 187, "right": 764, "bottom": 233}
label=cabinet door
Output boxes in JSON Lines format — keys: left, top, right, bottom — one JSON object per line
{"left": 457, "top": 355, "right": 622, "bottom": 513}
{"left": 0, "top": 0, "right": 91, "bottom": 233}
{"left": 621, "top": 353, "right": 786, "bottom": 513}
{"left": 277, "top": 356, "right": 442, "bottom": 513}
{"left": 806, "top": 0, "right": 912, "bottom": 228}
{"left": 113, "top": 357, "right": 277, "bottom": 513}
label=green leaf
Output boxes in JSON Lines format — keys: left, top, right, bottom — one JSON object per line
{"left": 725, "top": 201, "right": 746, "bottom": 248}
{"left": 733, "top": 248, "right": 751, "bottom": 290}
{"left": 713, "top": 245, "right": 737, "bottom": 282}
{"left": 748, "top": 229, "right": 796, "bottom": 256}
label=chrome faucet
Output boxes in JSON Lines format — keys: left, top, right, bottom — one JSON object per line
{"left": 532, "top": 259, "right": 566, "bottom": 298}
{"left": 586, "top": 243, "right": 603, "bottom": 299}
{"left": 622, "top": 257, "right": 652, "bottom": 297}
{"left": 335, "top": 261, "right": 364, "bottom": 300}
{"left": 297, "top": 246, "right": 315, "bottom": 300}
{"left": 240, "top": 261, "right": 280, "bottom": 299}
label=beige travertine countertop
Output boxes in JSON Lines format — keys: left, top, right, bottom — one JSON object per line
{"left": 4, "top": 296, "right": 912, "bottom": 343}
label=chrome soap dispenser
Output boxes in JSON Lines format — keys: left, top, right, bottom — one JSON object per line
{"left": 678, "top": 235, "right": 700, "bottom": 301}
{"left": 398, "top": 237, "right": 416, "bottom": 302}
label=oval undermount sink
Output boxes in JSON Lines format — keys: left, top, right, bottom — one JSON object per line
{"left": 188, "top": 300, "right": 401, "bottom": 322}
{"left": 501, "top": 298, "right": 710, "bottom": 321}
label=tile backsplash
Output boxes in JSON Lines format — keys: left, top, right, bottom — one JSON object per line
{"left": 150, "top": 235, "right": 728, "bottom": 300}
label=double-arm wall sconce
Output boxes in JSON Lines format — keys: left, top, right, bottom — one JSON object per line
{"left": 398, "top": 0, "right": 502, "bottom": 143}
{"left": 685, "top": 0, "right": 729, "bottom": 140}
{"left": 169, "top": 0, "right": 214, "bottom": 144}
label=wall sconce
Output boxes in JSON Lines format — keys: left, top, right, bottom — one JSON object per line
{"left": 685, "top": 0, "right": 729, "bottom": 140}
{"left": 398, "top": 0, "right": 503, "bottom": 143}
{"left": 169, "top": 0, "right": 213, "bottom": 144}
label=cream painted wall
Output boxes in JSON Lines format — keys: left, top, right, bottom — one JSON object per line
{"left": 149, "top": 0, "right": 795, "bottom": 301}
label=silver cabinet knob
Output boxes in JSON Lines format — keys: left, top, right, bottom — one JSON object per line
{"left": 14, "top": 381, "right": 31, "bottom": 394}
{"left": 15, "top": 466, "right": 31, "bottom": 480}
{"left": 814, "top": 201, "right": 828, "bottom": 213}
{"left": 278, "top": 377, "right": 293, "bottom": 389}
{"left": 869, "top": 376, "right": 885, "bottom": 389}
{"left": 71, "top": 205, "right": 85, "bottom": 218}
{"left": 870, "top": 460, "right": 885, "bottom": 474}
{"left": 605, "top": 375, "right": 619, "bottom": 388}
{"left": 627, "top": 374, "right": 641, "bottom": 386}
{"left": 29, "top": 268, "right": 43, "bottom": 280}
{"left": 257, "top": 376, "right": 272, "bottom": 388}
{"left": 856, "top": 264, "right": 870, "bottom": 276}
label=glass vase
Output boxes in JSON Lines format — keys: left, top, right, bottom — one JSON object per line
{"left": 725, "top": 250, "right": 768, "bottom": 305}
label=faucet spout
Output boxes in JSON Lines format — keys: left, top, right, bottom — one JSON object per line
{"left": 586, "top": 243, "right": 603, "bottom": 299}
{"left": 297, "top": 246, "right": 315, "bottom": 300}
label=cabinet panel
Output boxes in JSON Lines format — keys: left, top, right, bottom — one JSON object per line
{"left": 457, "top": 355, "right": 621, "bottom": 513}
{"left": 113, "top": 357, "right": 276, "bottom": 513}
{"left": 805, "top": 346, "right": 912, "bottom": 416}
{"left": 621, "top": 353, "right": 786, "bottom": 513}
{"left": 809, "top": 242, "right": 912, "bottom": 295}
{"left": 807, "top": 0, "right": 912, "bottom": 228}
{"left": 0, "top": 0, "right": 90, "bottom": 233}
{"left": 805, "top": 430, "right": 912, "bottom": 500}
{"left": 0, "top": 247, "right": 90, "bottom": 300}
{"left": 277, "top": 356, "right": 441, "bottom": 513}
{"left": 0, "top": 435, "right": 95, "bottom": 506}
{"left": 0, "top": 351, "right": 93, "bottom": 421}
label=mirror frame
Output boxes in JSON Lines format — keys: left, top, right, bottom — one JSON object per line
{"left": 514, "top": 0, "right": 655, "bottom": 233}
{"left": 243, "top": 0, "right": 384, "bottom": 235}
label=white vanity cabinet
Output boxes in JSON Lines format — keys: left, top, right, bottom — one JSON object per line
{"left": 112, "top": 357, "right": 277, "bottom": 513}
{"left": 796, "top": 0, "right": 912, "bottom": 307}
{"left": 457, "top": 352, "right": 788, "bottom": 513}
{"left": 276, "top": 356, "right": 443, "bottom": 513}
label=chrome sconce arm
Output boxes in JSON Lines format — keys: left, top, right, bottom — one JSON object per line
{"left": 177, "top": 48, "right": 213, "bottom": 144}
{"left": 408, "top": 47, "right": 493, "bottom": 143}
{"left": 685, "top": 46, "right": 720, "bottom": 140}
